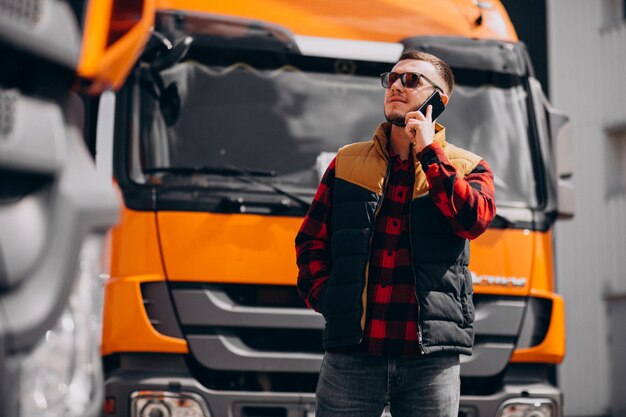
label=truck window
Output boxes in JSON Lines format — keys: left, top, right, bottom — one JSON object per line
{"left": 129, "top": 47, "right": 537, "bottom": 210}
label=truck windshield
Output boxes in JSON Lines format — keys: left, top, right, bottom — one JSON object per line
{"left": 131, "top": 52, "right": 537, "bottom": 209}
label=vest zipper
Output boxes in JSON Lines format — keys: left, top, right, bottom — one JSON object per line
{"left": 359, "top": 154, "right": 392, "bottom": 338}
{"left": 408, "top": 144, "right": 426, "bottom": 355}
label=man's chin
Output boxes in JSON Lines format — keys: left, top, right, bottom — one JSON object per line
{"left": 385, "top": 113, "right": 406, "bottom": 127}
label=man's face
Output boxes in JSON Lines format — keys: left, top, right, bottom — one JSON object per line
{"left": 383, "top": 59, "right": 448, "bottom": 126}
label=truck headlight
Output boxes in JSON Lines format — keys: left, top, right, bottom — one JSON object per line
{"left": 131, "top": 391, "right": 211, "bottom": 417}
{"left": 497, "top": 398, "right": 555, "bottom": 417}
{"left": 19, "top": 235, "right": 105, "bottom": 416}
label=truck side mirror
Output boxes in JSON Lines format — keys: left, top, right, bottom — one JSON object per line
{"left": 547, "top": 107, "right": 574, "bottom": 218}
{"left": 139, "top": 34, "right": 193, "bottom": 126}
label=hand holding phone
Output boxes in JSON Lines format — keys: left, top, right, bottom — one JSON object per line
{"left": 404, "top": 90, "right": 446, "bottom": 153}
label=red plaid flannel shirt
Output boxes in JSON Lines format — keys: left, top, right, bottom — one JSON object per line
{"left": 295, "top": 142, "right": 495, "bottom": 357}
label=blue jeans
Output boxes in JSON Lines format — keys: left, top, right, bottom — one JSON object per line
{"left": 315, "top": 351, "right": 460, "bottom": 417}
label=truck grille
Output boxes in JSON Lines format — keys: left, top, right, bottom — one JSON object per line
{"left": 164, "top": 283, "right": 529, "bottom": 393}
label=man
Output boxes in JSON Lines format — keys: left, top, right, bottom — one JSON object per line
{"left": 295, "top": 50, "right": 496, "bottom": 417}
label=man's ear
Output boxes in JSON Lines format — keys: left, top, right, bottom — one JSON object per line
{"left": 440, "top": 93, "right": 449, "bottom": 106}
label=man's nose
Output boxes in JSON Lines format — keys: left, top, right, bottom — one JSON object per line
{"left": 390, "top": 77, "right": 404, "bottom": 92}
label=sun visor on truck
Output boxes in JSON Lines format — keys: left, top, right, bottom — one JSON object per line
{"left": 402, "top": 36, "right": 529, "bottom": 77}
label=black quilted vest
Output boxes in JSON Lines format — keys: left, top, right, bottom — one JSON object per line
{"left": 319, "top": 126, "right": 476, "bottom": 356}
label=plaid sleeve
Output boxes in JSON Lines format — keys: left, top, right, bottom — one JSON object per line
{"left": 418, "top": 143, "right": 496, "bottom": 240}
{"left": 295, "top": 158, "right": 335, "bottom": 312}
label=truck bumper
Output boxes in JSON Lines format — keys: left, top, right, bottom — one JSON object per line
{"left": 104, "top": 370, "right": 562, "bottom": 417}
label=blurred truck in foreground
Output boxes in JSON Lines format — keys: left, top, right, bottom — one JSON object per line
{"left": 0, "top": 0, "right": 153, "bottom": 415}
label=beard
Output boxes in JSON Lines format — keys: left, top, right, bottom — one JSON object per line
{"left": 384, "top": 109, "right": 407, "bottom": 127}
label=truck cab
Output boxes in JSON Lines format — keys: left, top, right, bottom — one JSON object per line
{"left": 101, "top": 1, "right": 571, "bottom": 416}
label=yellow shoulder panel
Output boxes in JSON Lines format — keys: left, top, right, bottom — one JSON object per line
{"left": 335, "top": 142, "right": 387, "bottom": 196}
{"left": 444, "top": 142, "right": 482, "bottom": 177}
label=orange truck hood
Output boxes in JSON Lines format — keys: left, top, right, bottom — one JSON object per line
{"left": 156, "top": 211, "right": 546, "bottom": 296}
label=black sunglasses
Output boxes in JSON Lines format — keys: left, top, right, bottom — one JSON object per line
{"left": 380, "top": 71, "right": 443, "bottom": 92}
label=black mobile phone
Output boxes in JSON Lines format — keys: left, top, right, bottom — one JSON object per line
{"left": 417, "top": 90, "right": 445, "bottom": 121}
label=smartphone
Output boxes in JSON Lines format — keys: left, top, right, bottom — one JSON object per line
{"left": 417, "top": 90, "right": 445, "bottom": 121}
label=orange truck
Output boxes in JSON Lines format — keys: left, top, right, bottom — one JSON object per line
{"left": 99, "top": 1, "right": 573, "bottom": 416}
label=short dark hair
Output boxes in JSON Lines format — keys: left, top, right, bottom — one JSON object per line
{"left": 398, "top": 50, "right": 455, "bottom": 95}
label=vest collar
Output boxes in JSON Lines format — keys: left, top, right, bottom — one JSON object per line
{"left": 372, "top": 122, "right": 447, "bottom": 159}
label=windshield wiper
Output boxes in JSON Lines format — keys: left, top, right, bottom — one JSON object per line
{"left": 144, "top": 164, "right": 311, "bottom": 210}
{"left": 144, "top": 165, "right": 276, "bottom": 177}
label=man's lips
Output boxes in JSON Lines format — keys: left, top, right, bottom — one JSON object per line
{"left": 387, "top": 97, "right": 407, "bottom": 103}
